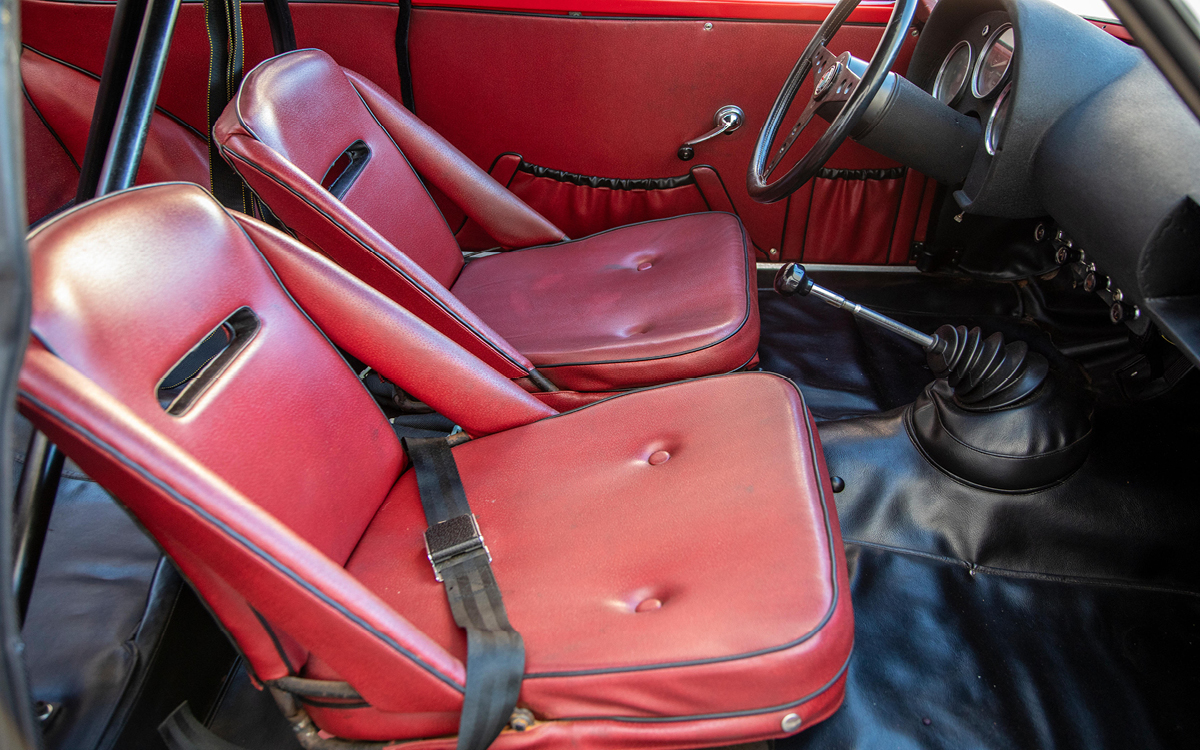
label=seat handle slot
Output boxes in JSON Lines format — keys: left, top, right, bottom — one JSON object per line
{"left": 320, "top": 140, "right": 372, "bottom": 199}
{"left": 156, "top": 307, "right": 260, "bottom": 416}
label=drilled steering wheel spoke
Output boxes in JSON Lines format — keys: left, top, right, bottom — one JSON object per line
{"left": 764, "top": 99, "right": 819, "bottom": 179}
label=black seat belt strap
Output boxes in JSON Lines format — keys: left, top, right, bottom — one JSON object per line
{"left": 402, "top": 437, "right": 525, "bottom": 750}
{"left": 263, "top": 0, "right": 297, "bottom": 55}
{"left": 203, "top": 0, "right": 247, "bottom": 212}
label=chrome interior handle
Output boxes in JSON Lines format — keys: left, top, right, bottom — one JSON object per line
{"left": 678, "top": 105, "right": 744, "bottom": 160}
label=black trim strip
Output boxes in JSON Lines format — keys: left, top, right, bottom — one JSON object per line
{"left": 816, "top": 166, "right": 907, "bottom": 180}
{"left": 510, "top": 212, "right": 755, "bottom": 369}
{"left": 414, "top": 5, "right": 888, "bottom": 27}
{"left": 515, "top": 160, "right": 695, "bottom": 191}
{"left": 559, "top": 647, "right": 852, "bottom": 722}
{"left": 250, "top": 604, "right": 297, "bottom": 674}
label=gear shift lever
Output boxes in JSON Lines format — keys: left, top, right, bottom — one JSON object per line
{"left": 773, "top": 262, "right": 1093, "bottom": 492}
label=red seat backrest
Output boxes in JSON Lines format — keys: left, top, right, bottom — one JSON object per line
{"left": 19, "top": 183, "right": 470, "bottom": 711}
{"left": 220, "top": 49, "right": 464, "bottom": 288}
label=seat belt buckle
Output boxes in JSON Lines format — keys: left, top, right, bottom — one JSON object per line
{"left": 424, "top": 514, "right": 491, "bottom": 582}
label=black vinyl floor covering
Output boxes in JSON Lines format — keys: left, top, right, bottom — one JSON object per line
{"left": 761, "top": 278, "right": 1200, "bottom": 750}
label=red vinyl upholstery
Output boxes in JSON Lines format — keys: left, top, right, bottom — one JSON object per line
{"left": 20, "top": 48, "right": 209, "bottom": 205}
{"left": 18, "top": 183, "right": 852, "bottom": 748}
{"left": 214, "top": 49, "right": 759, "bottom": 391}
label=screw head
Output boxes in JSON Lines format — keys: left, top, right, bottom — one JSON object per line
{"left": 982, "top": 24, "right": 990, "bottom": 35}
{"left": 703, "top": 22, "right": 713, "bottom": 30}
{"left": 782, "top": 713, "right": 803, "bottom": 732}
{"left": 1034, "top": 223, "right": 1046, "bottom": 242}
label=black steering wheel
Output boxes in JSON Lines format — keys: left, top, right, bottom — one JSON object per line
{"left": 747, "top": 0, "right": 919, "bottom": 203}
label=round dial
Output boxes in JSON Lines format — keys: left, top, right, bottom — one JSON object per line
{"left": 985, "top": 83, "right": 1013, "bottom": 155}
{"left": 933, "top": 41, "right": 972, "bottom": 105}
{"left": 973, "top": 24, "right": 1015, "bottom": 99}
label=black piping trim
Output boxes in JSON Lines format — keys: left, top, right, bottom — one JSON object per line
{"left": 558, "top": 646, "right": 852, "bottom": 722}
{"left": 22, "top": 45, "right": 210, "bottom": 142}
{"left": 296, "top": 696, "right": 372, "bottom": 709}
{"left": 21, "top": 85, "right": 80, "bottom": 171}
{"left": 19, "top": 389, "right": 465, "bottom": 693}
{"left": 815, "top": 166, "right": 907, "bottom": 180}
{"left": 499, "top": 371, "right": 844, "bottom": 679}
{"left": 690, "top": 164, "right": 740, "bottom": 216}
{"left": 511, "top": 212, "right": 754, "bottom": 369}
{"left": 219, "top": 148, "right": 532, "bottom": 375}
{"left": 515, "top": 160, "right": 694, "bottom": 191}
{"left": 412, "top": 5, "right": 888, "bottom": 27}
{"left": 250, "top": 604, "right": 298, "bottom": 674}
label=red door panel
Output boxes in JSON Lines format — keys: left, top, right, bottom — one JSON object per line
{"left": 408, "top": 6, "right": 921, "bottom": 263}
{"left": 20, "top": 0, "right": 925, "bottom": 264}
{"left": 21, "top": 0, "right": 404, "bottom": 137}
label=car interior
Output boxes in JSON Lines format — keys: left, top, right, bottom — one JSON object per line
{"left": 2, "top": 0, "right": 1200, "bottom": 748}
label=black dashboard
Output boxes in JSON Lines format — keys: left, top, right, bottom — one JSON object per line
{"left": 906, "top": 0, "right": 1200, "bottom": 365}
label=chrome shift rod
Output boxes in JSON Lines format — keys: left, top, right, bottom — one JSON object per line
{"left": 773, "top": 263, "right": 935, "bottom": 348}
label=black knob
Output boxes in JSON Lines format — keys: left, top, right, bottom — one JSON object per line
{"left": 677, "top": 146, "right": 695, "bottom": 161}
{"left": 1110, "top": 301, "right": 1139, "bottom": 324}
{"left": 1055, "top": 245, "right": 1081, "bottom": 265}
{"left": 1083, "top": 272, "right": 1107, "bottom": 293}
{"left": 830, "top": 476, "right": 846, "bottom": 493}
{"left": 773, "top": 263, "right": 814, "bottom": 297}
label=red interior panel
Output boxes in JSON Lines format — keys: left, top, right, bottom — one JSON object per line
{"left": 408, "top": 8, "right": 920, "bottom": 262}
{"left": 21, "top": 91, "right": 78, "bottom": 225}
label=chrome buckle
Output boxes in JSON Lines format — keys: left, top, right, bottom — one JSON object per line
{"left": 423, "top": 514, "right": 491, "bottom": 582}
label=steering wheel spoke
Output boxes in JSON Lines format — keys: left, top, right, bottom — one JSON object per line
{"left": 764, "top": 99, "right": 819, "bottom": 178}
{"left": 747, "top": 0, "right": 918, "bottom": 203}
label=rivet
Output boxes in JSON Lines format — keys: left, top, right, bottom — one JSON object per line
{"left": 638, "top": 261, "right": 653, "bottom": 271}
{"left": 781, "top": 713, "right": 802, "bottom": 732}
{"left": 635, "top": 598, "right": 663, "bottom": 612}
{"left": 703, "top": 22, "right": 713, "bottom": 30}
{"left": 981, "top": 24, "right": 990, "bottom": 36}
{"left": 648, "top": 450, "right": 670, "bottom": 465}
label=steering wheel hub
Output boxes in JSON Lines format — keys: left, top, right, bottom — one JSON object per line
{"left": 814, "top": 61, "right": 842, "bottom": 100}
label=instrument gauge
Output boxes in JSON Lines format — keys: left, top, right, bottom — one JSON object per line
{"left": 985, "top": 83, "right": 1013, "bottom": 155}
{"left": 933, "top": 41, "right": 972, "bottom": 106}
{"left": 973, "top": 23, "right": 1015, "bottom": 99}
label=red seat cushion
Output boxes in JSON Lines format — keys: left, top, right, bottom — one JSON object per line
{"left": 452, "top": 213, "right": 760, "bottom": 391}
{"left": 304, "top": 373, "right": 853, "bottom": 742}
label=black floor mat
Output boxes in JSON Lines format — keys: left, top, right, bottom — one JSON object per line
{"left": 781, "top": 546, "right": 1200, "bottom": 750}
{"left": 761, "top": 272, "right": 1200, "bottom": 748}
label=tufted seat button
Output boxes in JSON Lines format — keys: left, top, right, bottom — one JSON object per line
{"left": 637, "top": 261, "right": 654, "bottom": 271}
{"left": 648, "top": 450, "right": 671, "bottom": 465}
{"left": 635, "top": 598, "right": 663, "bottom": 612}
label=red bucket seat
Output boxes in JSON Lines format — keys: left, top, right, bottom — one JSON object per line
{"left": 213, "top": 50, "right": 759, "bottom": 400}
{"left": 18, "top": 183, "right": 850, "bottom": 748}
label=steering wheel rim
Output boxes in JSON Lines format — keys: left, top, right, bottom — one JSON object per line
{"left": 747, "top": 0, "right": 919, "bottom": 204}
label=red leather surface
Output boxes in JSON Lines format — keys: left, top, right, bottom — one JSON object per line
{"left": 500, "top": 165, "right": 709, "bottom": 242}
{"left": 306, "top": 373, "right": 853, "bottom": 740}
{"left": 21, "top": 90, "right": 78, "bottom": 225}
{"left": 224, "top": 50, "right": 464, "bottom": 287}
{"left": 409, "top": 9, "right": 919, "bottom": 261}
{"left": 20, "top": 1, "right": 404, "bottom": 137}
{"left": 451, "top": 213, "right": 760, "bottom": 391}
{"left": 235, "top": 214, "right": 557, "bottom": 435}
{"left": 215, "top": 53, "right": 536, "bottom": 379}
{"left": 20, "top": 184, "right": 475, "bottom": 707}
{"left": 346, "top": 71, "right": 567, "bottom": 249}
{"left": 791, "top": 172, "right": 909, "bottom": 264}
{"left": 20, "top": 48, "right": 209, "bottom": 188}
